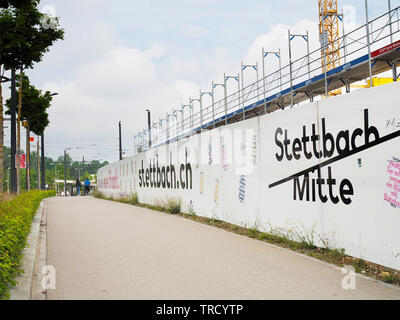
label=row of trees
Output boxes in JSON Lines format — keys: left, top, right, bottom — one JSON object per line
{"left": 2, "top": 145, "right": 110, "bottom": 191}
{"left": 0, "top": 0, "right": 64, "bottom": 194}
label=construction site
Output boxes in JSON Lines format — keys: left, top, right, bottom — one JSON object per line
{"left": 133, "top": 0, "right": 400, "bottom": 151}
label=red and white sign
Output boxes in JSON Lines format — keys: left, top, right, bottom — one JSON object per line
{"left": 30, "top": 137, "right": 34, "bottom": 142}
{"left": 371, "top": 40, "right": 400, "bottom": 58}
{"left": 16, "top": 154, "right": 26, "bottom": 169}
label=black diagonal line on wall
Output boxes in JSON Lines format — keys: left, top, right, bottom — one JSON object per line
{"left": 268, "top": 129, "right": 400, "bottom": 189}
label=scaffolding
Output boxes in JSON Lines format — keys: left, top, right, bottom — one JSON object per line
{"left": 134, "top": 4, "right": 400, "bottom": 153}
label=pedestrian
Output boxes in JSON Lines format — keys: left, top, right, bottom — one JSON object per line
{"left": 76, "top": 179, "right": 82, "bottom": 196}
{"left": 84, "top": 177, "right": 91, "bottom": 196}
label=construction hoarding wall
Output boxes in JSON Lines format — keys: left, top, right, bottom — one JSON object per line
{"left": 98, "top": 82, "right": 400, "bottom": 270}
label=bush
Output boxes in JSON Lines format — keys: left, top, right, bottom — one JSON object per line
{"left": 0, "top": 190, "right": 55, "bottom": 300}
{"left": 165, "top": 197, "right": 181, "bottom": 214}
{"left": 130, "top": 193, "right": 139, "bottom": 206}
{"left": 92, "top": 189, "right": 105, "bottom": 199}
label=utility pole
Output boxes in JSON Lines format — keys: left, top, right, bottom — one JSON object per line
{"left": 146, "top": 109, "right": 151, "bottom": 148}
{"left": 41, "top": 131, "right": 45, "bottom": 190}
{"left": 25, "top": 122, "right": 31, "bottom": 191}
{"left": 119, "top": 121, "right": 122, "bottom": 160}
{"left": 10, "top": 69, "right": 17, "bottom": 193}
{"left": 64, "top": 150, "right": 67, "bottom": 196}
{"left": 37, "top": 136, "right": 40, "bottom": 190}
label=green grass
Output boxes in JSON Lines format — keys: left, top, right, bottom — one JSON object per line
{"left": 0, "top": 190, "right": 56, "bottom": 300}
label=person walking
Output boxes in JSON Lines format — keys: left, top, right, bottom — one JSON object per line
{"left": 76, "top": 179, "right": 82, "bottom": 196}
{"left": 84, "top": 177, "right": 91, "bottom": 196}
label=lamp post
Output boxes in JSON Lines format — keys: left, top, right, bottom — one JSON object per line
{"left": 119, "top": 121, "right": 122, "bottom": 160}
{"left": 10, "top": 68, "right": 17, "bottom": 194}
{"left": 1, "top": 76, "right": 11, "bottom": 194}
{"left": 64, "top": 148, "right": 71, "bottom": 196}
{"left": 41, "top": 92, "right": 59, "bottom": 190}
{"left": 146, "top": 109, "right": 151, "bottom": 148}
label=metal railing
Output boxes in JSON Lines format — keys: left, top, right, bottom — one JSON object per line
{"left": 134, "top": 5, "right": 400, "bottom": 153}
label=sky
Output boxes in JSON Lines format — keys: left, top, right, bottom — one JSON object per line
{"left": 2, "top": 0, "right": 400, "bottom": 163}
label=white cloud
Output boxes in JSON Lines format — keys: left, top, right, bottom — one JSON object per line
{"left": 40, "top": 44, "right": 203, "bottom": 161}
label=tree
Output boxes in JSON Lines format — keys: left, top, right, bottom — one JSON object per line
{"left": 0, "top": 0, "right": 33, "bottom": 9}
{"left": 0, "top": 8, "right": 16, "bottom": 193}
{"left": 5, "top": 73, "right": 53, "bottom": 190}
{"left": 0, "top": 1, "right": 64, "bottom": 194}
{"left": 6, "top": 74, "right": 53, "bottom": 134}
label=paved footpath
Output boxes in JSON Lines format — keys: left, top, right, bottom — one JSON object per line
{"left": 40, "top": 197, "right": 400, "bottom": 300}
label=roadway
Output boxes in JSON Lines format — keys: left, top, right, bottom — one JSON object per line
{"left": 39, "top": 197, "right": 400, "bottom": 300}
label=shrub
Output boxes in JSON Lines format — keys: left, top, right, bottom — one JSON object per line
{"left": 130, "top": 193, "right": 139, "bottom": 206}
{"left": 0, "top": 190, "right": 55, "bottom": 300}
{"left": 92, "top": 189, "right": 105, "bottom": 199}
{"left": 165, "top": 197, "right": 181, "bottom": 214}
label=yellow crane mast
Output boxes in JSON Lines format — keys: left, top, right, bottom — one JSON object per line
{"left": 319, "top": 0, "right": 341, "bottom": 73}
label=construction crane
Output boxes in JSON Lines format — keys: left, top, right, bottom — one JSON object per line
{"left": 319, "top": 0, "right": 341, "bottom": 72}
{"left": 319, "top": 0, "right": 342, "bottom": 95}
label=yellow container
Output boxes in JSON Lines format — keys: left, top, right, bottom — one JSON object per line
{"left": 367, "top": 77, "right": 398, "bottom": 87}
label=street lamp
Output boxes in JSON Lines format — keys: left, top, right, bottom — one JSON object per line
{"left": 41, "top": 92, "right": 59, "bottom": 190}
{"left": 119, "top": 121, "right": 122, "bottom": 160}
{"left": 146, "top": 109, "right": 151, "bottom": 148}
{"left": 64, "top": 147, "right": 71, "bottom": 196}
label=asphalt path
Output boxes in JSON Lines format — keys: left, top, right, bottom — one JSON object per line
{"left": 43, "top": 196, "right": 400, "bottom": 300}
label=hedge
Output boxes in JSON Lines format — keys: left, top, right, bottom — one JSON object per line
{"left": 0, "top": 190, "right": 55, "bottom": 299}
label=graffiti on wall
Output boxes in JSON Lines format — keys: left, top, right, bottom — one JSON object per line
{"left": 385, "top": 158, "right": 400, "bottom": 208}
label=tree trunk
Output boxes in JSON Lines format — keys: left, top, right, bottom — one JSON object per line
{"left": 0, "top": 63, "right": 4, "bottom": 194}
{"left": 16, "top": 70, "right": 22, "bottom": 194}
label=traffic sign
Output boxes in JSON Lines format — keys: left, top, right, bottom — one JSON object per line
{"left": 16, "top": 154, "right": 26, "bottom": 169}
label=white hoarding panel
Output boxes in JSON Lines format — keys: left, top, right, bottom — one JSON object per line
{"left": 98, "top": 83, "right": 400, "bottom": 270}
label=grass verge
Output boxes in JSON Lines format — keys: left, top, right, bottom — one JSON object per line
{"left": 0, "top": 190, "right": 56, "bottom": 300}
{"left": 93, "top": 190, "right": 400, "bottom": 287}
